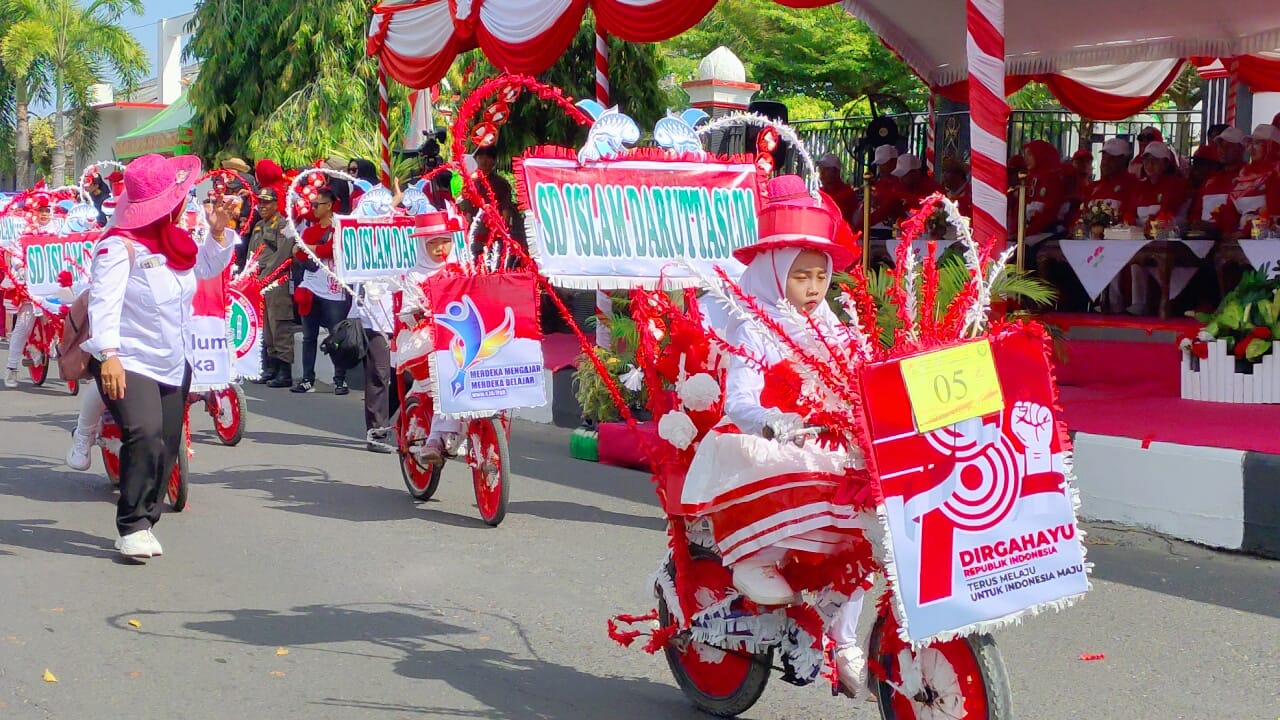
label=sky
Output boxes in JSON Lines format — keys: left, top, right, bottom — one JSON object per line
{"left": 127, "top": 0, "right": 198, "bottom": 75}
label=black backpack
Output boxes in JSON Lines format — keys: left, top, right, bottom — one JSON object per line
{"left": 321, "top": 318, "right": 368, "bottom": 371}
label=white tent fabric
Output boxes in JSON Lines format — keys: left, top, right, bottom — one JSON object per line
{"left": 839, "top": 0, "right": 1280, "bottom": 87}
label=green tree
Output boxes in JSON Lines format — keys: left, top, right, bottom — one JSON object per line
{"left": 187, "top": 0, "right": 406, "bottom": 169}
{"left": 0, "top": 0, "right": 147, "bottom": 186}
{"left": 29, "top": 114, "right": 53, "bottom": 179}
{"left": 781, "top": 94, "right": 835, "bottom": 122}
{"left": 461, "top": 16, "right": 668, "bottom": 162}
{"left": 1008, "top": 83, "right": 1059, "bottom": 111}
{"left": 663, "top": 1, "right": 926, "bottom": 110}
{"left": 0, "top": 60, "right": 26, "bottom": 183}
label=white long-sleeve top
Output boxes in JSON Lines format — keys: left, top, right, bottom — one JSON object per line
{"left": 722, "top": 318, "right": 851, "bottom": 436}
{"left": 82, "top": 229, "right": 236, "bottom": 386}
{"left": 357, "top": 280, "right": 397, "bottom": 335}
{"left": 723, "top": 323, "right": 784, "bottom": 436}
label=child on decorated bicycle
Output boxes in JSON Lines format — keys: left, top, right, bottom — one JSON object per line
{"left": 382, "top": 207, "right": 466, "bottom": 465}
{"left": 680, "top": 175, "right": 870, "bottom": 695}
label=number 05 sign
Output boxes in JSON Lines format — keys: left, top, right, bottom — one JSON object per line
{"left": 899, "top": 340, "right": 1005, "bottom": 433}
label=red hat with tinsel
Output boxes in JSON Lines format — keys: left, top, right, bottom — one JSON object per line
{"left": 733, "top": 175, "right": 855, "bottom": 270}
{"left": 410, "top": 207, "right": 465, "bottom": 238}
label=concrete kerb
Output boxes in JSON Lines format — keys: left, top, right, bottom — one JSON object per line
{"left": 1071, "top": 431, "right": 1280, "bottom": 559}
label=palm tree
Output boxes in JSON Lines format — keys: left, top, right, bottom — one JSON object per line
{"left": 0, "top": 0, "right": 146, "bottom": 186}
{"left": 0, "top": 2, "right": 49, "bottom": 189}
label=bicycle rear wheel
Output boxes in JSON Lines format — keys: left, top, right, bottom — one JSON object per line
{"left": 25, "top": 344, "right": 48, "bottom": 386}
{"left": 211, "top": 386, "right": 247, "bottom": 446}
{"left": 399, "top": 395, "right": 442, "bottom": 500}
{"left": 167, "top": 449, "right": 189, "bottom": 512}
{"left": 100, "top": 421, "right": 121, "bottom": 486}
{"left": 658, "top": 550, "right": 771, "bottom": 717}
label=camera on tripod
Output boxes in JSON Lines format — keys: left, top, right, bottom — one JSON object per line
{"left": 420, "top": 128, "right": 448, "bottom": 171}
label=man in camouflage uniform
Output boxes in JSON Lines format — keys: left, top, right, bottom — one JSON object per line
{"left": 246, "top": 188, "right": 299, "bottom": 388}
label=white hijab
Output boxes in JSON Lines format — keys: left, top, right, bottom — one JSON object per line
{"left": 727, "top": 246, "right": 842, "bottom": 339}
{"left": 411, "top": 234, "right": 451, "bottom": 276}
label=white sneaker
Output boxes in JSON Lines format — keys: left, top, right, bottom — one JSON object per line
{"left": 66, "top": 431, "right": 93, "bottom": 471}
{"left": 144, "top": 529, "right": 163, "bottom": 557}
{"left": 421, "top": 436, "right": 445, "bottom": 466}
{"left": 4, "top": 369, "right": 17, "bottom": 388}
{"left": 115, "top": 531, "right": 152, "bottom": 559}
{"left": 732, "top": 561, "right": 800, "bottom": 606}
{"left": 834, "top": 645, "right": 868, "bottom": 698}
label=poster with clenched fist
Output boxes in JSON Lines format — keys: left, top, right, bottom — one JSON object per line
{"left": 858, "top": 328, "right": 1089, "bottom": 644}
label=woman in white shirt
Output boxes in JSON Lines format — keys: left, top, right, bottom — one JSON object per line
{"left": 81, "top": 154, "right": 237, "bottom": 561}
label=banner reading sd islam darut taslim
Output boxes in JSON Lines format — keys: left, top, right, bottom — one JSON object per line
{"left": 332, "top": 215, "right": 418, "bottom": 283}
{"left": 20, "top": 233, "right": 96, "bottom": 296}
{"left": 516, "top": 154, "right": 762, "bottom": 288}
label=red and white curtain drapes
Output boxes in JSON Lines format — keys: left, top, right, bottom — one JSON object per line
{"left": 935, "top": 59, "right": 1187, "bottom": 122}
{"left": 1196, "top": 53, "right": 1280, "bottom": 94}
{"left": 368, "top": 0, "right": 834, "bottom": 90}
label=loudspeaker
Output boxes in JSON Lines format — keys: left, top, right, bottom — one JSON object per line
{"left": 745, "top": 100, "right": 791, "bottom": 172}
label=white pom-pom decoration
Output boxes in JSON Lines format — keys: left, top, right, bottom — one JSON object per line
{"left": 658, "top": 411, "right": 697, "bottom": 450}
{"left": 620, "top": 364, "right": 644, "bottom": 392}
{"left": 678, "top": 373, "right": 720, "bottom": 412}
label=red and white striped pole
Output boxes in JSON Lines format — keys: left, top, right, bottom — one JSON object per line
{"left": 594, "top": 27, "right": 612, "bottom": 349}
{"left": 1225, "top": 58, "right": 1240, "bottom": 127}
{"left": 926, "top": 91, "right": 937, "bottom": 173}
{"left": 966, "top": 0, "right": 1009, "bottom": 247}
{"left": 595, "top": 29, "right": 611, "bottom": 108}
{"left": 377, "top": 60, "right": 393, "bottom": 188}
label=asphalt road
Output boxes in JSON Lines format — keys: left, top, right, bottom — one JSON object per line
{"left": 1, "top": 373, "right": 1278, "bottom": 720}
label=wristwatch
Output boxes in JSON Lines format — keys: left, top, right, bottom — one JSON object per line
{"left": 97, "top": 350, "right": 118, "bottom": 362}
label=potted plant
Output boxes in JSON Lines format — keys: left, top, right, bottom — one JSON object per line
{"left": 1180, "top": 266, "right": 1280, "bottom": 403}
{"left": 574, "top": 300, "right": 648, "bottom": 425}
{"left": 924, "top": 204, "right": 951, "bottom": 240}
{"left": 1078, "top": 200, "right": 1118, "bottom": 239}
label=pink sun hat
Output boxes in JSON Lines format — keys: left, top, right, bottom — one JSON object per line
{"left": 113, "top": 153, "right": 203, "bottom": 229}
{"left": 734, "top": 175, "right": 855, "bottom": 269}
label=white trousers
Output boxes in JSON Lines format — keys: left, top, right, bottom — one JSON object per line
{"left": 829, "top": 588, "right": 866, "bottom": 649}
{"left": 427, "top": 415, "right": 461, "bottom": 442}
{"left": 75, "top": 387, "right": 106, "bottom": 444}
{"left": 6, "top": 304, "right": 34, "bottom": 370}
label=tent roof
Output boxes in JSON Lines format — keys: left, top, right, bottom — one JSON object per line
{"left": 114, "top": 94, "right": 194, "bottom": 160}
{"left": 841, "top": 0, "right": 1280, "bottom": 86}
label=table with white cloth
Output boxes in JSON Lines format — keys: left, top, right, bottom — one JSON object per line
{"left": 1239, "top": 239, "right": 1280, "bottom": 278}
{"left": 1059, "top": 238, "right": 1215, "bottom": 317}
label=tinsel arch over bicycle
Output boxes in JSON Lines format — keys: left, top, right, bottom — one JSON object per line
{"left": 296, "top": 71, "right": 1091, "bottom": 714}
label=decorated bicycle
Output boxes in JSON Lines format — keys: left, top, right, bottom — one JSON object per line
{"left": 1, "top": 183, "right": 100, "bottom": 393}
{"left": 181, "top": 170, "right": 264, "bottom": 448}
{"left": 284, "top": 153, "right": 532, "bottom": 527}
{"left": 434, "top": 74, "right": 1093, "bottom": 716}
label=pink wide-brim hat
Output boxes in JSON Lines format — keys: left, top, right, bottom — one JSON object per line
{"left": 113, "top": 153, "right": 203, "bottom": 229}
{"left": 733, "top": 175, "right": 856, "bottom": 269}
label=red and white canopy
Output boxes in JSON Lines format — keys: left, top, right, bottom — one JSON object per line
{"left": 368, "top": 0, "right": 837, "bottom": 92}
{"left": 369, "top": 0, "right": 1280, "bottom": 121}
{"left": 367, "top": 0, "right": 1280, "bottom": 241}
